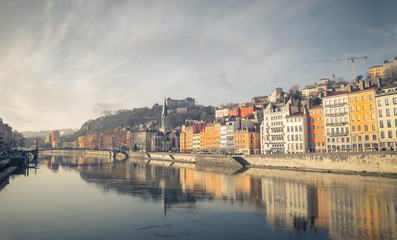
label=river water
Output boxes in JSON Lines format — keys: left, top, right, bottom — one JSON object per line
{"left": 0, "top": 154, "right": 396, "bottom": 240}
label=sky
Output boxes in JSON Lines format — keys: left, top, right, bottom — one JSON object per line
{"left": 1, "top": 0, "right": 397, "bottom": 131}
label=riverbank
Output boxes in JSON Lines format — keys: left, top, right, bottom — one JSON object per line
{"left": 40, "top": 149, "right": 397, "bottom": 176}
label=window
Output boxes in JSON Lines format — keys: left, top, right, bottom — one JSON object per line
{"left": 363, "top": 105, "right": 367, "bottom": 111}
{"left": 386, "top": 108, "right": 390, "bottom": 116}
{"left": 358, "top": 125, "right": 361, "bottom": 132}
{"left": 380, "top": 120, "right": 384, "bottom": 128}
{"left": 378, "top": 100, "right": 382, "bottom": 106}
{"left": 352, "top": 126, "right": 355, "bottom": 132}
{"left": 379, "top": 110, "right": 383, "bottom": 117}
{"left": 387, "top": 120, "right": 392, "bottom": 128}
{"left": 370, "top": 103, "right": 374, "bottom": 110}
{"left": 364, "top": 125, "right": 368, "bottom": 131}
{"left": 355, "top": 97, "right": 359, "bottom": 102}
{"left": 373, "top": 135, "right": 377, "bottom": 141}
{"left": 385, "top": 99, "right": 389, "bottom": 106}
{"left": 350, "top": 97, "right": 353, "bottom": 103}
{"left": 371, "top": 114, "right": 375, "bottom": 120}
{"left": 394, "top": 108, "right": 397, "bottom": 116}
{"left": 393, "top": 97, "right": 397, "bottom": 104}
{"left": 365, "top": 135, "right": 369, "bottom": 141}
{"left": 388, "top": 131, "right": 392, "bottom": 138}
{"left": 369, "top": 94, "right": 373, "bottom": 100}
{"left": 362, "top": 95, "right": 365, "bottom": 101}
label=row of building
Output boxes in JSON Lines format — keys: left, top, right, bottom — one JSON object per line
{"left": 178, "top": 78, "right": 397, "bottom": 154}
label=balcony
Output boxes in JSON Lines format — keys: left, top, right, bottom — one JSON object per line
{"left": 325, "top": 112, "right": 348, "bottom": 117}
{"left": 325, "top": 102, "right": 347, "bottom": 108}
{"left": 326, "top": 122, "right": 349, "bottom": 127}
{"left": 329, "top": 132, "right": 349, "bottom": 137}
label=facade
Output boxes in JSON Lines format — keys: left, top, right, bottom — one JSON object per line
{"left": 307, "top": 105, "right": 325, "bottom": 153}
{"left": 285, "top": 112, "right": 308, "bottom": 154}
{"left": 260, "top": 99, "right": 300, "bottom": 154}
{"left": 348, "top": 83, "right": 379, "bottom": 151}
{"left": 215, "top": 108, "right": 229, "bottom": 119}
{"left": 165, "top": 97, "right": 195, "bottom": 113}
{"left": 240, "top": 105, "right": 256, "bottom": 118}
{"left": 228, "top": 107, "right": 240, "bottom": 117}
{"left": 268, "top": 88, "right": 284, "bottom": 103}
{"left": 130, "top": 130, "right": 156, "bottom": 152}
{"left": 234, "top": 127, "right": 260, "bottom": 155}
{"left": 203, "top": 122, "right": 221, "bottom": 152}
{"left": 323, "top": 91, "right": 351, "bottom": 152}
{"left": 220, "top": 119, "right": 255, "bottom": 153}
{"left": 368, "top": 65, "right": 383, "bottom": 79}
{"left": 382, "top": 57, "right": 397, "bottom": 80}
{"left": 169, "top": 131, "right": 180, "bottom": 152}
{"left": 375, "top": 83, "right": 397, "bottom": 150}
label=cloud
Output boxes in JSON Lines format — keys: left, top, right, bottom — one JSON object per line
{"left": 0, "top": 0, "right": 396, "bottom": 131}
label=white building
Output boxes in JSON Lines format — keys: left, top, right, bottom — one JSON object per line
{"left": 285, "top": 112, "right": 308, "bottom": 154}
{"left": 220, "top": 119, "right": 255, "bottom": 153}
{"left": 323, "top": 91, "right": 351, "bottom": 152}
{"left": 260, "top": 99, "right": 300, "bottom": 154}
{"left": 376, "top": 82, "right": 397, "bottom": 150}
{"left": 215, "top": 108, "right": 229, "bottom": 119}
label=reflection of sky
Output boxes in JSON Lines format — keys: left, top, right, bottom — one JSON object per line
{"left": 1, "top": 155, "right": 396, "bottom": 239}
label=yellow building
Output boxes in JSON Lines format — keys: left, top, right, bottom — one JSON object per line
{"left": 180, "top": 125, "right": 194, "bottom": 152}
{"left": 234, "top": 127, "right": 260, "bottom": 155}
{"left": 348, "top": 82, "right": 379, "bottom": 151}
{"left": 204, "top": 123, "right": 221, "bottom": 152}
{"left": 368, "top": 65, "right": 383, "bottom": 79}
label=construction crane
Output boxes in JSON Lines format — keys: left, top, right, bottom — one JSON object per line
{"left": 320, "top": 56, "right": 368, "bottom": 81}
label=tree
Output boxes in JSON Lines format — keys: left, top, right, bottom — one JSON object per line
{"left": 11, "top": 130, "right": 25, "bottom": 148}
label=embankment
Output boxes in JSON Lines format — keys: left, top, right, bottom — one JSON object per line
{"left": 40, "top": 150, "right": 397, "bottom": 175}
{"left": 40, "top": 149, "right": 112, "bottom": 157}
{"left": 128, "top": 151, "right": 397, "bottom": 175}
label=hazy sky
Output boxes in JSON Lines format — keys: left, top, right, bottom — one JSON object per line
{"left": 1, "top": 0, "right": 396, "bottom": 131}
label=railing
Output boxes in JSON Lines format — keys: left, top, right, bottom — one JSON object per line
{"left": 325, "top": 112, "right": 348, "bottom": 117}
{"left": 326, "top": 122, "right": 349, "bottom": 127}
{"left": 328, "top": 132, "right": 349, "bottom": 137}
{"left": 324, "top": 102, "right": 347, "bottom": 108}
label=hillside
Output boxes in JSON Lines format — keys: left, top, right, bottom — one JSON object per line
{"left": 61, "top": 104, "right": 215, "bottom": 142}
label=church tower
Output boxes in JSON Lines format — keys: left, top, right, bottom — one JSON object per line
{"left": 160, "top": 98, "right": 169, "bottom": 133}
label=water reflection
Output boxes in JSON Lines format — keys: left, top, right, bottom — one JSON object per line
{"left": 41, "top": 155, "right": 397, "bottom": 240}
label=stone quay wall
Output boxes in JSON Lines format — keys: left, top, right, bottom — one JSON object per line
{"left": 42, "top": 150, "right": 397, "bottom": 174}
{"left": 129, "top": 151, "right": 397, "bottom": 174}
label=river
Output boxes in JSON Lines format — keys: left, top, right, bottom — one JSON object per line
{"left": 0, "top": 154, "right": 396, "bottom": 240}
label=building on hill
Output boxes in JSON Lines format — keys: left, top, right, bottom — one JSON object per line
{"left": 165, "top": 97, "right": 195, "bottom": 113}
{"left": 369, "top": 65, "right": 383, "bottom": 79}
{"left": 220, "top": 119, "right": 255, "bottom": 153}
{"left": 215, "top": 108, "right": 229, "bottom": 119}
{"left": 268, "top": 88, "right": 285, "bottom": 103}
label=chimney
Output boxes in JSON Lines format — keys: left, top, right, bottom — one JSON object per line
{"left": 349, "top": 85, "right": 354, "bottom": 92}
{"left": 377, "top": 78, "right": 382, "bottom": 88}
{"left": 366, "top": 80, "right": 370, "bottom": 88}
{"left": 359, "top": 80, "right": 365, "bottom": 90}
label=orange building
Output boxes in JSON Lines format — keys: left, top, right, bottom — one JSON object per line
{"left": 240, "top": 105, "right": 256, "bottom": 118}
{"left": 203, "top": 122, "right": 221, "bottom": 152}
{"left": 51, "top": 130, "right": 60, "bottom": 148}
{"left": 234, "top": 127, "right": 260, "bottom": 155}
{"left": 228, "top": 107, "right": 240, "bottom": 117}
{"left": 308, "top": 105, "right": 325, "bottom": 153}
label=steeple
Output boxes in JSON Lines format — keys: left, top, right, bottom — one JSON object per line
{"left": 160, "top": 98, "right": 169, "bottom": 133}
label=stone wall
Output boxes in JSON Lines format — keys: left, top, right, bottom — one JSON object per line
{"left": 245, "top": 152, "right": 397, "bottom": 174}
